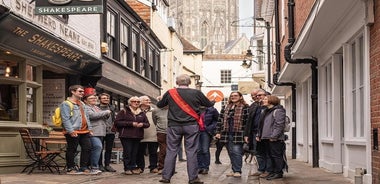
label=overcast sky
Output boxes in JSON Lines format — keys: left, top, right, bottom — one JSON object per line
{"left": 239, "top": 0, "right": 254, "bottom": 38}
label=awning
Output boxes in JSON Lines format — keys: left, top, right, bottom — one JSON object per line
{"left": 0, "top": 11, "right": 102, "bottom": 75}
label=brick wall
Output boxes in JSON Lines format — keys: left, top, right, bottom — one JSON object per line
{"left": 370, "top": 1, "right": 380, "bottom": 183}
{"left": 279, "top": 0, "right": 315, "bottom": 70}
{"left": 125, "top": 0, "right": 151, "bottom": 26}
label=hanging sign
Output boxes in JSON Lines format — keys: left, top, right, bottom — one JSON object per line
{"left": 35, "top": 0, "right": 103, "bottom": 15}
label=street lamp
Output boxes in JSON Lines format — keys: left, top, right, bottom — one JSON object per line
{"left": 254, "top": 17, "right": 273, "bottom": 88}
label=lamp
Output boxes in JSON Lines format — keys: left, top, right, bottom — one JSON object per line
{"left": 241, "top": 60, "right": 252, "bottom": 69}
{"left": 241, "top": 49, "right": 254, "bottom": 69}
{"left": 5, "top": 62, "right": 10, "bottom": 77}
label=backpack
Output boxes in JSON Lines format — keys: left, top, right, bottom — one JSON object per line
{"left": 52, "top": 100, "right": 74, "bottom": 127}
{"left": 273, "top": 109, "right": 291, "bottom": 132}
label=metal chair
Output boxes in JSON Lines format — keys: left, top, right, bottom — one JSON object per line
{"left": 19, "top": 128, "right": 63, "bottom": 174}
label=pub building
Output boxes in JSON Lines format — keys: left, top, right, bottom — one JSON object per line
{"left": 0, "top": 0, "right": 164, "bottom": 173}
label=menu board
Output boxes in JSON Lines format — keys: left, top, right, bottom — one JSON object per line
{"left": 43, "top": 79, "right": 66, "bottom": 126}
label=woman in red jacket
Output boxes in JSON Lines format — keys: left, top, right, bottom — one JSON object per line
{"left": 114, "top": 96, "right": 150, "bottom": 175}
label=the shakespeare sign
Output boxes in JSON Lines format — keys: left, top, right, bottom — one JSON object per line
{"left": 35, "top": 0, "right": 103, "bottom": 15}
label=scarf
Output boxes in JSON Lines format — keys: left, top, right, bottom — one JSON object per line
{"left": 222, "top": 103, "right": 244, "bottom": 132}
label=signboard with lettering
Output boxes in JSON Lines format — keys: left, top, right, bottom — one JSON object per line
{"left": 35, "top": 0, "right": 103, "bottom": 15}
{"left": 0, "top": 13, "right": 102, "bottom": 74}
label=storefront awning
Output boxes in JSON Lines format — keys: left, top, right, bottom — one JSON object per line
{"left": 0, "top": 11, "right": 102, "bottom": 75}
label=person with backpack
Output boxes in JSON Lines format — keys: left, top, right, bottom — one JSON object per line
{"left": 61, "top": 85, "right": 92, "bottom": 174}
{"left": 197, "top": 105, "right": 219, "bottom": 175}
{"left": 256, "top": 95, "right": 286, "bottom": 180}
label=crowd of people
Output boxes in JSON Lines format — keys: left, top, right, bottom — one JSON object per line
{"left": 59, "top": 74, "right": 288, "bottom": 183}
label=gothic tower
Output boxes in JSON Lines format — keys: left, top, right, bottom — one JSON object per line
{"left": 168, "top": 0, "right": 239, "bottom": 54}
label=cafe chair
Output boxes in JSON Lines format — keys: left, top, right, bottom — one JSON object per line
{"left": 19, "top": 128, "right": 63, "bottom": 174}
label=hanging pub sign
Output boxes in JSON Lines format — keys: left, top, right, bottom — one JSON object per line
{"left": 35, "top": 0, "right": 103, "bottom": 15}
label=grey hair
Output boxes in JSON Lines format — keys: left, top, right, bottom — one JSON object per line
{"left": 139, "top": 95, "right": 149, "bottom": 101}
{"left": 128, "top": 96, "right": 140, "bottom": 105}
{"left": 176, "top": 74, "right": 191, "bottom": 86}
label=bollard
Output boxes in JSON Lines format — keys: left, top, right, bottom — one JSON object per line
{"left": 354, "top": 168, "right": 364, "bottom": 184}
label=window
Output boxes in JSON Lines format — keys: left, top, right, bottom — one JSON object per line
{"left": 132, "top": 31, "right": 138, "bottom": 72}
{"left": 321, "top": 62, "right": 332, "bottom": 138}
{"left": 0, "top": 85, "right": 19, "bottom": 121}
{"left": 349, "top": 35, "right": 365, "bottom": 138}
{"left": 0, "top": 50, "right": 42, "bottom": 123}
{"left": 140, "top": 39, "right": 147, "bottom": 76}
{"left": 120, "top": 20, "right": 130, "bottom": 66}
{"left": 220, "top": 70, "right": 231, "bottom": 83}
{"left": 107, "top": 10, "right": 116, "bottom": 59}
{"left": 201, "top": 21, "right": 208, "bottom": 49}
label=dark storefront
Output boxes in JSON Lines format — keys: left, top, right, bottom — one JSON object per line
{"left": 0, "top": 5, "right": 102, "bottom": 173}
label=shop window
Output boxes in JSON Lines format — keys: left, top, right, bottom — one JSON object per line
{"left": 26, "top": 87, "right": 36, "bottom": 122}
{"left": 26, "top": 65, "right": 37, "bottom": 82}
{"left": 0, "top": 85, "right": 19, "bottom": 121}
{"left": 0, "top": 61, "right": 19, "bottom": 78}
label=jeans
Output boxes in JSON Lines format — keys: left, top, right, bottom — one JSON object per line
{"left": 162, "top": 124, "right": 200, "bottom": 181}
{"left": 197, "top": 131, "right": 211, "bottom": 170}
{"left": 90, "top": 136, "right": 103, "bottom": 169}
{"left": 99, "top": 133, "right": 115, "bottom": 167}
{"left": 65, "top": 133, "right": 92, "bottom": 170}
{"left": 226, "top": 134, "right": 243, "bottom": 173}
{"left": 256, "top": 139, "right": 273, "bottom": 173}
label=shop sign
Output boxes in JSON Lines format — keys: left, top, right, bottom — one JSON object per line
{"left": 2, "top": 0, "right": 97, "bottom": 54}
{"left": 0, "top": 14, "right": 102, "bottom": 74}
{"left": 35, "top": 0, "right": 103, "bottom": 15}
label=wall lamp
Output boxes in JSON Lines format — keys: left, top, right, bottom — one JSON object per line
{"left": 241, "top": 49, "right": 258, "bottom": 69}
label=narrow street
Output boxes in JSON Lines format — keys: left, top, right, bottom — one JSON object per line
{"left": 0, "top": 148, "right": 352, "bottom": 184}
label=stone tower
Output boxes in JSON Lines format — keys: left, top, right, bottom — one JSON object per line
{"left": 168, "top": 0, "right": 239, "bottom": 54}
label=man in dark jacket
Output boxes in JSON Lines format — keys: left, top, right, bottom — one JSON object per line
{"left": 157, "top": 74, "right": 213, "bottom": 184}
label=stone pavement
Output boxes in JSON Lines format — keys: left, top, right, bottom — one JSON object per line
{"left": 0, "top": 148, "right": 353, "bottom": 184}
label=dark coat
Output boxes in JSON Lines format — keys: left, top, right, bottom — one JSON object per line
{"left": 114, "top": 107, "right": 150, "bottom": 139}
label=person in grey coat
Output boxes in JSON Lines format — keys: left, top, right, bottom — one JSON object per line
{"left": 256, "top": 95, "right": 286, "bottom": 180}
{"left": 83, "top": 93, "right": 111, "bottom": 174}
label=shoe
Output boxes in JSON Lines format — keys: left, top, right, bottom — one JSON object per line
{"left": 150, "top": 168, "right": 159, "bottom": 173}
{"left": 105, "top": 165, "right": 116, "bottom": 172}
{"left": 179, "top": 159, "right": 186, "bottom": 162}
{"left": 259, "top": 172, "right": 271, "bottom": 178}
{"left": 226, "top": 171, "right": 235, "bottom": 177}
{"left": 157, "top": 169, "right": 163, "bottom": 175}
{"left": 188, "top": 177, "right": 204, "bottom": 184}
{"left": 250, "top": 171, "right": 263, "bottom": 176}
{"left": 124, "top": 170, "right": 133, "bottom": 175}
{"left": 90, "top": 169, "right": 102, "bottom": 175}
{"left": 99, "top": 165, "right": 105, "bottom": 172}
{"left": 200, "top": 169, "right": 208, "bottom": 175}
{"left": 66, "top": 168, "right": 83, "bottom": 175}
{"left": 233, "top": 172, "right": 241, "bottom": 177}
{"left": 266, "top": 173, "right": 283, "bottom": 180}
{"left": 215, "top": 160, "right": 222, "bottom": 164}
{"left": 159, "top": 178, "right": 171, "bottom": 183}
{"left": 132, "top": 168, "right": 141, "bottom": 174}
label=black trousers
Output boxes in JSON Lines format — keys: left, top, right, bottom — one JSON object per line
{"left": 268, "top": 140, "right": 285, "bottom": 174}
{"left": 99, "top": 133, "right": 115, "bottom": 166}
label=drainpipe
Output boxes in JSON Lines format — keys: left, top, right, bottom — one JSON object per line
{"left": 272, "top": 0, "right": 297, "bottom": 159}
{"left": 266, "top": 21, "right": 272, "bottom": 88}
{"left": 285, "top": 0, "right": 319, "bottom": 167}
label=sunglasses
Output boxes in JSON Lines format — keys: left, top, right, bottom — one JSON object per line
{"left": 130, "top": 101, "right": 140, "bottom": 103}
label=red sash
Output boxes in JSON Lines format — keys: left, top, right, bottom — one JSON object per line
{"left": 168, "top": 88, "right": 200, "bottom": 124}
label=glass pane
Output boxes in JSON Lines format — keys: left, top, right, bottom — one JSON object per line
{"left": 27, "top": 87, "right": 36, "bottom": 122}
{"left": 0, "top": 85, "right": 19, "bottom": 121}
{"left": 26, "top": 65, "right": 36, "bottom": 81}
